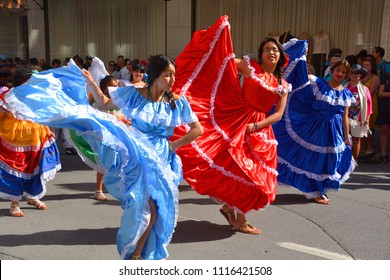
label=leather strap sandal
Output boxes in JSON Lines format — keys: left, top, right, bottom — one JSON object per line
{"left": 94, "top": 191, "right": 108, "bottom": 201}
{"left": 235, "top": 221, "right": 261, "bottom": 235}
{"left": 27, "top": 199, "right": 48, "bottom": 210}
{"left": 9, "top": 204, "right": 24, "bottom": 217}
{"left": 219, "top": 208, "right": 236, "bottom": 227}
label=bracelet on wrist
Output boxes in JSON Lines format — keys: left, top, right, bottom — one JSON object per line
{"left": 169, "top": 142, "right": 175, "bottom": 153}
{"left": 253, "top": 122, "right": 258, "bottom": 131}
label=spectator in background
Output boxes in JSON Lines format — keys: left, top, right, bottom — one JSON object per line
{"left": 323, "top": 48, "right": 343, "bottom": 77}
{"left": 130, "top": 62, "right": 147, "bottom": 88}
{"left": 29, "top": 58, "right": 41, "bottom": 73}
{"left": 356, "top": 49, "right": 368, "bottom": 65}
{"left": 123, "top": 59, "right": 132, "bottom": 80}
{"left": 376, "top": 66, "right": 390, "bottom": 164}
{"left": 360, "top": 56, "right": 380, "bottom": 156}
{"left": 73, "top": 54, "right": 84, "bottom": 69}
{"left": 107, "top": 60, "right": 120, "bottom": 79}
{"left": 324, "top": 56, "right": 341, "bottom": 80}
{"left": 371, "top": 46, "right": 390, "bottom": 82}
{"left": 38, "top": 58, "right": 50, "bottom": 71}
{"left": 345, "top": 55, "right": 358, "bottom": 66}
{"left": 345, "top": 64, "right": 372, "bottom": 164}
{"left": 84, "top": 55, "right": 93, "bottom": 70}
{"left": 51, "top": 58, "right": 62, "bottom": 69}
{"left": 117, "top": 55, "right": 129, "bottom": 81}
{"left": 63, "top": 57, "right": 70, "bottom": 66}
{"left": 312, "top": 28, "right": 329, "bottom": 77}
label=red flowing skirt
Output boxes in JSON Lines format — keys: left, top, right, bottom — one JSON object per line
{"left": 172, "top": 16, "right": 278, "bottom": 213}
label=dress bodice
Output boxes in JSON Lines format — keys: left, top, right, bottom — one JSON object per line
{"left": 242, "top": 58, "right": 290, "bottom": 113}
{"left": 311, "top": 76, "right": 354, "bottom": 115}
{"left": 110, "top": 86, "right": 198, "bottom": 148}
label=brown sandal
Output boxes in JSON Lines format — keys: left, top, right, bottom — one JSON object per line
{"left": 27, "top": 199, "right": 48, "bottom": 210}
{"left": 219, "top": 208, "right": 236, "bottom": 227}
{"left": 235, "top": 221, "right": 261, "bottom": 235}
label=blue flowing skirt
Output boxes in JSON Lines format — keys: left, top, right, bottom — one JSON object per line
{"left": 2, "top": 62, "right": 179, "bottom": 260}
{"left": 273, "top": 39, "right": 355, "bottom": 198}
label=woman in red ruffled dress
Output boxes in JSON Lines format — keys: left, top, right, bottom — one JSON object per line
{"left": 172, "top": 16, "right": 291, "bottom": 234}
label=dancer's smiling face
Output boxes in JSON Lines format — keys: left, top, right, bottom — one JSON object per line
{"left": 262, "top": 42, "right": 281, "bottom": 66}
{"left": 332, "top": 64, "right": 347, "bottom": 84}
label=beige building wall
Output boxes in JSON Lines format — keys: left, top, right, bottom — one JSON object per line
{"left": 166, "top": 0, "right": 192, "bottom": 59}
{"left": 381, "top": 0, "right": 390, "bottom": 58}
{"left": 6, "top": 0, "right": 390, "bottom": 62}
{"left": 26, "top": 1, "right": 45, "bottom": 60}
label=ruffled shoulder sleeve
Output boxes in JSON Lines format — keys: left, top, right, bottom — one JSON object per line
{"left": 109, "top": 85, "right": 144, "bottom": 116}
{"left": 244, "top": 55, "right": 291, "bottom": 96}
{"left": 311, "top": 75, "right": 355, "bottom": 107}
{"left": 173, "top": 96, "right": 198, "bottom": 125}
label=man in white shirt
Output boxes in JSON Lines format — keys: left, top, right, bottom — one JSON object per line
{"left": 312, "top": 29, "right": 329, "bottom": 77}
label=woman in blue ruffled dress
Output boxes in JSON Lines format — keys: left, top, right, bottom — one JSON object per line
{"left": 273, "top": 39, "right": 356, "bottom": 205}
{"left": 83, "top": 54, "right": 203, "bottom": 259}
{"left": 4, "top": 55, "right": 202, "bottom": 260}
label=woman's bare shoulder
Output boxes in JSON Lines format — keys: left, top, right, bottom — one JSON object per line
{"left": 171, "top": 92, "right": 182, "bottom": 101}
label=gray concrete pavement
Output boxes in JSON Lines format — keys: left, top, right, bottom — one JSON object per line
{"left": 1, "top": 146, "right": 389, "bottom": 260}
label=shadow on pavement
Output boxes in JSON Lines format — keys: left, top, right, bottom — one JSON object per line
{"left": 272, "top": 193, "right": 311, "bottom": 205}
{"left": 179, "top": 197, "right": 217, "bottom": 206}
{"left": 171, "top": 219, "right": 234, "bottom": 243}
{"left": 0, "top": 227, "right": 118, "bottom": 247}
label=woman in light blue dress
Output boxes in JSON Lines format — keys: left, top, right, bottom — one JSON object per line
{"left": 83, "top": 54, "right": 203, "bottom": 259}
{"left": 4, "top": 55, "right": 203, "bottom": 260}
{"left": 273, "top": 39, "right": 355, "bottom": 205}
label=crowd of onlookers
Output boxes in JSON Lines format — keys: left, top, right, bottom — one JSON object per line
{"left": 306, "top": 45, "right": 390, "bottom": 165}
{"left": 0, "top": 54, "right": 150, "bottom": 88}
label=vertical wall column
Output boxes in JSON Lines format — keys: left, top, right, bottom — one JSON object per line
{"left": 26, "top": 0, "right": 45, "bottom": 60}
{"left": 166, "top": 0, "right": 192, "bottom": 58}
{"left": 381, "top": 0, "right": 390, "bottom": 57}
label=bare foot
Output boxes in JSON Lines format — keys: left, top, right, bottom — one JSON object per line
{"left": 235, "top": 221, "right": 261, "bottom": 235}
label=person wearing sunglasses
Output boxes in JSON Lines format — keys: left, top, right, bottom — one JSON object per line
{"left": 346, "top": 64, "right": 372, "bottom": 164}
{"left": 107, "top": 60, "right": 119, "bottom": 79}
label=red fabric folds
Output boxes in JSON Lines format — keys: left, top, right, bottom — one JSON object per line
{"left": 172, "top": 16, "right": 281, "bottom": 213}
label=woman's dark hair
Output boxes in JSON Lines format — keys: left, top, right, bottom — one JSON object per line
{"left": 330, "top": 59, "right": 351, "bottom": 78}
{"left": 356, "top": 49, "right": 367, "bottom": 59}
{"left": 132, "top": 63, "right": 145, "bottom": 73}
{"left": 345, "top": 55, "right": 357, "bottom": 66}
{"left": 257, "top": 37, "right": 287, "bottom": 83}
{"left": 130, "top": 63, "right": 145, "bottom": 82}
{"left": 99, "top": 75, "right": 117, "bottom": 97}
{"left": 146, "top": 55, "right": 175, "bottom": 85}
{"left": 12, "top": 67, "right": 33, "bottom": 87}
{"left": 146, "top": 55, "right": 176, "bottom": 109}
{"left": 73, "top": 54, "right": 83, "bottom": 65}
